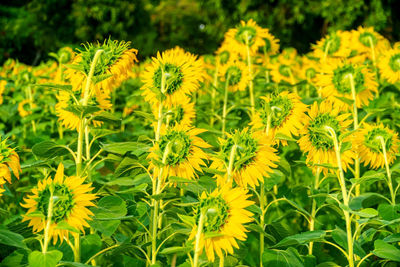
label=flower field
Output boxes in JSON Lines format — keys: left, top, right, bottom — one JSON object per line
{"left": 1, "top": 20, "right": 400, "bottom": 267}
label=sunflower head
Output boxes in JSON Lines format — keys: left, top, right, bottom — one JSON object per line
{"left": 354, "top": 124, "right": 400, "bottom": 169}
{"left": 258, "top": 29, "right": 280, "bottom": 55}
{"left": 0, "top": 138, "right": 21, "bottom": 184}
{"left": 313, "top": 30, "right": 351, "bottom": 59}
{"left": 189, "top": 186, "right": 254, "bottom": 262}
{"left": 21, "top": 163, "right": 97, "bottom": 244}
{"left": 378, "top": 48, "right": 400, "bottom": 83}
{"left": 57, "top": 47, "right": 75, "bottom": 64}
{"left": 18, "top": 99, "right": 35, "bottom": 118}
{"left": 352, "top": 26, "right": 386, "bottom": 54}
{"left": 219, "top": 59, "right": 250, "bottom": 92}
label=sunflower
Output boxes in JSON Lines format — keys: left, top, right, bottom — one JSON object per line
{"left": 257, "top": 29, "right": 280, "bottom": 56}
{"left": 251, "top": 92, "right": 308, "bottom": 145}
{"left": 0, "top": 138, "right": 21, "bottom": 186}
{"left": 298, "top": 101, "right": 356, "bottom": 174}
{"left": 210, "top": 128, "right": 279, "bottom": 188}
{"left": 55, "top": 88, "right": 112, "bottom": 130}
{"left": 353, "top": 123, "right": 399, "bottom": 169}
{"left": 378, "top": 48, "right": 400, "bottom": 84}
{"left": 18, "top": 99, "right": 36, "bottom": 117}
{"left": 152, "top": 96, "right": 196, "bottom": 130}
{"left": 65, "top": 39, "right": 138, "bottom": 93}
{"left": 141, "top": 49, "right": 203, "bottom": 107}
{"left": 313, "top": 31, "right": 351, "bottom": 60}
{"left": 269, "top": 54, "right": 299, "bottom": 85}
{"left": 216, "top": 41, "right": 239, "bottom": 67}
{"left": 316, "top": 59, "right": 378, "bottom": 110}
{"left": 351, "top": 26, "right": 387, "bottom": 55}
{"left": 189, "top": 185, "right": 254, "bottom": 262}
{"left": 0, "top": 80, "right": 6, "bottom": 104}
{"left": 148, "top": 126, "right": 210, "bottom": 181}
{"left": 219, "top": 59, "right": 250, "bottom": 92}
{"left": 21, "top": 163, "right": 96, "bottom": 244}
{"left": 224, "top": 19, "right": 271, "bottom": 56}
{"left": 0, "top": 178, "right": 5, "bottom": 197}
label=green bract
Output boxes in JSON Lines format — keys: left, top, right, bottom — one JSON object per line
{"left": 37, "top": 184, "right": 74, "bottom": 223}
{"left": 308, "top": 113, "right": 341, "bottom": 150}
{"left": 196, "top": 195, "right": 229, "bottom": 233}
{"left": 260, "top": 95, "right": 293, "bottom": 128}
{"left": 364, "top": 127, "right": 393, "bottom": 153}
{"left": 235, "top": 26, "right": 257, "bottom": 46}
{"left": 153, "top": 63, "right": 184, "bottom": 94}
{"left": 389, "top": 53, "right": 400, "bottom": 72}
{"left": 225, "top": 65, "right": 242, "bottom": 86}
{"left": 159, "top": 130, "right": 191, "bottom": 166}
{"left": 332, "top": 64, "right": 365, "bottom": 94}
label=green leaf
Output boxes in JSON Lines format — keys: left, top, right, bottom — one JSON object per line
{"left": 92, "top": 111, "right": 121, "bottom": 124}
{"left": 91, "top": 73, "right": 112, "bottom": 84}
{"left": 134, "top": 110, "right": 155, "bottom": 121}
{"left": 102, "top": 142, "right": 150, "bottom": 156}
{"left": 373, "top": 240, "right": 400, "bottom": 262}
{"left": 0, "top": 229, "right": 27, "bottom": 249}
{"left": 28, "top": 250, "right": 63, "bottom": 267}
{"left": 34, "top": 83, "right": 73, "bottom": 93}
{"left": 168, "top": 176, "right": 198, "bottom": 183}
{"left": 178, "top": 214, "right": 195, "bottom": 227}
{"left": 159, "top": 246, "right": 191, "bottom": 255}
{"left": 55, "top": 221, "right": 80, "bottom": 233}
{"left": 334, "top": 95, "right": 354, "bottom": 106}
{"left": 378, "top": 203, "right": 400, "bottom": 221}
{"left": 80, "top": 234, "right": 102, "bottom": 263}
{"left": 350, "top": 170, "right": 385, "bottom": 186}
{"left": 262, "top": 247, "right": 304, "bottom": 267}
{"left": 32, "top": 141, "right": 70, "bottom": 159}
{"left": 272, "top": 230, "right": 326, "bottom": 248}
{"left": 65, "top": 105, "right": 101, "bottom": 118}
{"left": 275, "top": 133, "right": 296, "bottom": 142}
{"left": 91, "top": 196, "right": 127, "bottom": 219}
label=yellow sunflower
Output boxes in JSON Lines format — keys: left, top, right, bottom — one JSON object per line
{"left": 21, "top": 163, "right": 97, "bottom": 244}
{"left": 313, "top": 31, "right": 351, "bottom": 60}
{"left": 219, "top": 59, "right": 250, "bottom": 92}
{"left": 210, "top": 128, "right": 279, "bottom": 188}
{"left": 0, "top": 80, "right": 6, "bottom": 104}
{"left": 0, "top": 178, "right": 5, "bottom": 197}
{"left": 269, "top": 54, "right": 299, "bottom": 85}
{"left": 148, "top": 126, "right": 211, "bottom": 181}
{"left": 316, "top": 59, "right": 378, "bottom": 110}
{"left": 353, "top": 123, "right": 399, "bottom": 169}
{"left": 216, "top": 41, "right": 239, "bottom": 67}
{"left": 65, "top": 39, "right": 138, "bottom": 93}
{"left": 151, "top": 96, "right": 196, "bottom": 130}
{"left": 298, "top": 101, "right": 356, "bottom": 174}
{"left": 0, "top": 138, "right": 21, "bottom": 186}
{"left": 251, "top": 92, "right": 308, "bottom": 145}
{"left": 189, "top": 185, "right": 254, "bottom": 262}
{"left": 378, "top": 48, "right": 400, "bottom": 83}
{"left": 351, "top": 26, "right": 387, "bottom": 55}
{"left": 18, "top": 99, "right": 36, "bottom": 118}
{"left": 257, "top": 28, "right": 280, "bottom": 56}
{"left": 55, "top": 88, "right": 112, "bottom": 131}
{"left": 141, "top": 49, "right": 203, "bottom": 107}
{"left": 224, "top": 19, "right": 272, "bottom": 56}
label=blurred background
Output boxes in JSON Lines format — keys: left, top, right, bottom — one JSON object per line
{"left": 1, "top": 0, "right": 399, "bottom": 64}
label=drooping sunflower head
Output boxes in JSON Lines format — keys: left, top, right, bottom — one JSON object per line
{"left": 189, "top": 185, "right": 254, "bottom": 262}
{"left": 210, "top": 128, "right": 279, "bottom": 188}
{"left": 351, "top": 26, "right": 386, "bottom": 55}
{"left": 219, "top": 59, "right": 250, "bottom": 92}
{"left": 152, "top": 96, "right": 195, "bottom": 130}
{"left": 216, "top": 42, "right": 239, "bottom": 67}
{"left": 66, "top": 39, "right": 138, "bottom": 93}
{"left": 316, "top": 59, "right": 378, "bottom": 110}
{"left": 141, "top": 49, "right": 203, "bottom": 107}
{"left": 378, "top": 48, "right": 400, "bottom": 84}
{"left": 57, "top": 47, "right": 75, "bottom": 64}
{"left": 258, "top": 29, "right": 280, "bottom": 55}
{"left": 148, "top": 126, "right": 210, "bottom": 181}
{"left": 251, "top": 92, "right": 308, "bottom": 145}
{"left": 353, "top": 124, "right": 400, "bottom": 169}
{"left": 224, "top": 19, "right": 271, "bottom": 56}
{"left": 269, "top": 54, "right": 299, "bottom": 85}
{"left": 0, "top": 138, "right": 21, "bottom": 185}
{"left": 21, "top": 163, "right": 97, "bottom": 244}
{"left": 298, "top": 101, "right": 355, "bottom": 174}
{"left": 313, "top": 30, "right": 351, "bottom": 59}
{"left": 18, "top": 99, "right": 36, "bottom": 118}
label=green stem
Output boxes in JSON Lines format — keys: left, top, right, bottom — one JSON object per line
{"left": 245, "top": 32, "right": 255, "bottom": 116}
{"left": 325, "top": 126, "right": 354, "bottom": 267}
{"left": 193, "top": 212, "right": 205, "bottom": 267}
{"left": 73, "top": 233, "right": 81, "bottom": 262}
{"left": 377, "top": 136, "right": 396, "bottom": 205}
{"left": 259, "top": 181, "right": 265, "bottom": 267}
{"left": 226, "top": 144, "right": 237, "bottom": 184}
{"left": 210, "top": 63, "right": 219, "bottom": 126}
{"left": 308, "top": 167, "right": 321, "bottom": 255}
{"left": 222, "top": 74, "right": 231, "bottom": 137}
{"left": 43, "top": 188, "right": 54, "bottom": 254}
{"left": 219, "top": 254, "right": 224, "bottom": 267}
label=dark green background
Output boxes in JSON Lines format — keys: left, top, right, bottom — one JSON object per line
{"left": 1, "top": 0, "right": 399, "bottom": 64}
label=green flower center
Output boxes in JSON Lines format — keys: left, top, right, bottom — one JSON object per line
{"left": 322, "top": 35, "right": 341, "bottom": 55}
{"left": 235, "top": 26, "right": 257, "bottom": 46}
{"left": 226, "top": 65, "right": 243, "bottom": 86}
{"left": 359, "top": 32, "right": 377, "bottom": 47}
{"left": 79, "top": 39, "right": 129, "bottom": 76}
{"left": 279, "top": 64, "right": 291, "bottom": 77}
{"left": 332, "top": 65, "right": 365, "bottom": 94}
{"left": 58, "top": 48, "right": 73, "bottom": 64}
{"left": 37, "top": 184, "right": 74, "bottom": 223}
{"left": 196, "top": 195, "right": 230, "bottom": 233}
{"left": 363, "top": 128, "right": 393, "bottom": 153}
{"left": 153, "top": 63, "right": 184, "bottom": 95}
{"left": 159, "top": 130, "right": 191, "bottom": 166}
{"left": 389, "top": 54, "right": 400, "bottom": 72}
{"left": 306, "top": 67, "right": 317, "bottom": 79}
{"left": 260, "top": 95, "right": 293, "bottom": 128}
{"left": 308, "top": 113, "right": 341, "bottom": 150}
{"left": 222, "top": 131, "right": 258, "bottom": 170}
{"left": 166, "top": 106, "right": 185, "bottom": 127}
{"left": 219, "top": 51, "right": 230, "bottom": 65}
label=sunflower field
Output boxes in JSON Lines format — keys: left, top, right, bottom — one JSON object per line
{"left": 2, "top": 16, "right": 400, "bottom": 267}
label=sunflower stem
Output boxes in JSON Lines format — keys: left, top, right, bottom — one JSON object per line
{"left": 222, "top": 73, "right": 231, "bottom": 137}
{"left": 193, "top": 212, "right": 205, "bottom": 267}
{"left": 259, "top": 181, "right": 266, "bottom": 267}
{"left": 73, "top": 233, "right": 81, "bottom": 262}
{"left": 226, "top": 144, "right": 237, "bottom": 184}
{"left": 42, "top": 188, "right": 54, "bottom": 254}
{"left": 308, "top": 167, "right": 321, "bottom": 255}
{"left": 219, "top": 254, "right": 225, "bottom": 267}
{"left": 325, "top": 126, "right": 354, "bottom": 267}
{"left": 377, "top": 136, "right": 396, "bottom": 205}
{"left": 27, "top": 85, "right": 37, "bottom": 134}
{"left": 245, "top": 32, "right": 255, "bottom": 116}
{"left": 211, "top": 63, "right": 219, "bottom": 126}
{"left": 76, "top": 49, "right": 104, "bottom": 177}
